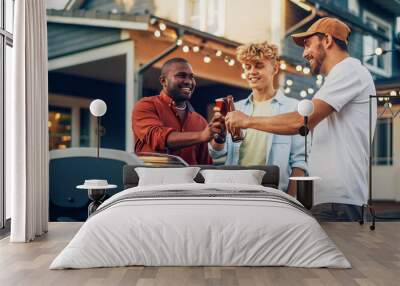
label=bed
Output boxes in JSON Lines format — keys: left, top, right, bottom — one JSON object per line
{"left": 50, "top": 165, "right": 350, "bottom": 269}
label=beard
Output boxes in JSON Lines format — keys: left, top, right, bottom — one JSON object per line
{"left": 310, "top": 44, "right": 326, "bottom": 75}
{"left": 166, "top": 82, "right": 194, "bottom": 103}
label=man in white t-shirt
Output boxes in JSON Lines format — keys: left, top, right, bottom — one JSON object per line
{"left": 225, "top": 17, "right": 377, "bottom": 220}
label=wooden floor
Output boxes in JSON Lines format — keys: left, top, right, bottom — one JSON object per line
{"left": 0, "top": 222, "right": 399, "bottom": 286}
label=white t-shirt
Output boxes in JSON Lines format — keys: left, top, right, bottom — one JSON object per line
{"left": 310, "top": 57, "right": 377, "bottom": 206}
{"left": 239, "top": 99, "right": 273, "bottom": 166}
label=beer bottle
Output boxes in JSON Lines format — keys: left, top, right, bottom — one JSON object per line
{"left": 226, "top": 95, "right": 244, "bottom": 142}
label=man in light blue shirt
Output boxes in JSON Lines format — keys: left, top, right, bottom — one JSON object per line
{"left": 209, "top": 42, "right": 309, "bottom": 195}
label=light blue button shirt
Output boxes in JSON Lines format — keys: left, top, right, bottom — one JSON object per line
{"left": 209, "top": 90, "right": 310, "bottom": 192}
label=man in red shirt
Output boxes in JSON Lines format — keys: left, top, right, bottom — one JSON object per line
{"left": 132, "top": 58, "right": 220, "bottom": 165}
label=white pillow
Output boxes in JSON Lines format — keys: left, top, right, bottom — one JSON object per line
{"left": 135, "top": 167, "right": 200, "bottom": 186}
{"left": 200, "top": 169, "right": 266, "bottom": 185}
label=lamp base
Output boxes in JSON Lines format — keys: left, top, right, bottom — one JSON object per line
{"left": 296, "top": 180, "right": 314, "bottom": 210}
{"left": 289, "top": 177, "right": 321, "bottom": 210}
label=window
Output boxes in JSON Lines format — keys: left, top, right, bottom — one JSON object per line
{"left": 348, "top": 0, "right": 359, "bottom": 16}
{"left": 372, "top": 118, "right": 393, "bottom": 166}
{"left": 179, "top": 0, "right": 225, "bottom": 36}
{"left": 48, "top": 95, "right": 96, "bottom": 151}
{"left": 1, "top": 0, "right": 14, "bottom": 229}
{"left": 363, "top": 11, "right": 392, "bottom": 77}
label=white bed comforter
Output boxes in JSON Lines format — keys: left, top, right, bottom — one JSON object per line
{"left": 50, "top": 183, "right": 351, "bottom": 269}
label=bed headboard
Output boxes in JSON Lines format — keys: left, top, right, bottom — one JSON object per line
{"left": 123, "top": 165, "right": 280, "bottom": 189}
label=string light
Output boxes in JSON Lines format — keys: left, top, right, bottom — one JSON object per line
{"left": 203, "top": 55, "right": 211, "bottom": 63}
{"left": 147, "top": 21, "right": 325, "bottom": 78}
{"left": 300, "top": 90, "right": 307, "bottom": 98}
{"left": 378, "top": 97, "right": 384, "bottom": 102}
{"left": 390, "top": 90, "right": 397, "bottom": 96}
{"left": 284, "top": 87, "right": 291, "bottom": 94}
{"left": 375, "top": 47, "right": 384, "bottom": 56}
{"left": 182, "top": 45, "right": 190, "bottom": 53}
{"left": 384, "top": 102, "right": 392, "bottom": 108}
{"left": 159, "top": 23, "right": 166, "bottom": 31}
{"left": 154, "top": 30, "right": 161, "bottom": 38}
{"left": 307, "top": 88, "right": 314, "bottom": 94}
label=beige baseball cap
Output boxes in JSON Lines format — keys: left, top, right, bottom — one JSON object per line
{"left": 291, "top": 17, "right": 351, "bottom": 47}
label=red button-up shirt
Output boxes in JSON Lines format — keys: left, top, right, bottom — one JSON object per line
{"left": 132, "top": 92, "right": 213, "bottom": 165}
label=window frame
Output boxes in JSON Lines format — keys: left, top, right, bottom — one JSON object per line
{"left": 49, "top": 94, "right": 96, "bottom": 150}
{"left": 347, "top": 0, "right": 360, "bottom": 16}
{"left": 179, "top": 0, "right": 225, "bottom": 36}
{"left": 373, "top": 117, "right": 393, "bottom": 166}
{"left": 1, "top": 0, "right": 14, "bottom": 229}
{"left": 362, "top": 10, "right": 393, "bottom": 77}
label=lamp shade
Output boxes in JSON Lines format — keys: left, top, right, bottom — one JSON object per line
{"left": 90, "top": 99, "right": 107, "bottom": 117}
{"left": 298, "top": 99, "right": 314, "bottom": 117}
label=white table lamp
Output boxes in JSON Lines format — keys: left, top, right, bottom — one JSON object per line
{"left": 90, "top": 99, "right": 107, "bottom": 158}
{"left": 297, "top": 99, "right": 314, "bottom": 164}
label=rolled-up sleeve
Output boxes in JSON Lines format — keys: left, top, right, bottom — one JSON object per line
{"left": 289, "top": 133, "right": 310, "bottom": 174}
{"left": 132, "top": 99, "right": 176, "bottom": 152}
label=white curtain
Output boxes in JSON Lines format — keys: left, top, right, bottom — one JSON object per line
{"left": 7, "top": 0, "right": 49, "bottom": 242}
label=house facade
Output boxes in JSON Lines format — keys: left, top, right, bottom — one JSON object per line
{"left": 47, "top": 0, "right": 400, "bottom": 200}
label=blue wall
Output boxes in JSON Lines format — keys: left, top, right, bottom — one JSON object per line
{"left": 49, "top": 72, "right": 126, "bottom": 150}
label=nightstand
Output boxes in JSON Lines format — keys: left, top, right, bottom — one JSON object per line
{"left": 77, "top": 180, "right": 117, "bottom": 216}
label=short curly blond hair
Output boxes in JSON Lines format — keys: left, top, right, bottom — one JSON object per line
{"left": 236, "top": 42, "right": 279, "bottom": 64}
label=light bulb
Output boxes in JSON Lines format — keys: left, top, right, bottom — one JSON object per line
{"left": 375, "top": 47, "right": 384, "bottom": 56}
{"left": 203, "top": 55, "right": 211, "bottom": 63}
{"left": 182, "top": 45, "right": 190, "bottom": 53}
{"left": 286, "top": 79, "right": 293, "bottom": 86}
{"left": 298, "top": 99, "right": 314, "bottom": 116}
{"left": 300, "top": 90, "right": 307, "bottom": 98}
{"left": 90, "top": 99, "right": 107, "bottom": 117}
{"left": 215, "top": 50, "right": 222, "bottom": 57}
{"left": 154, "top": 30, "right": 161, "bottom": 38}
